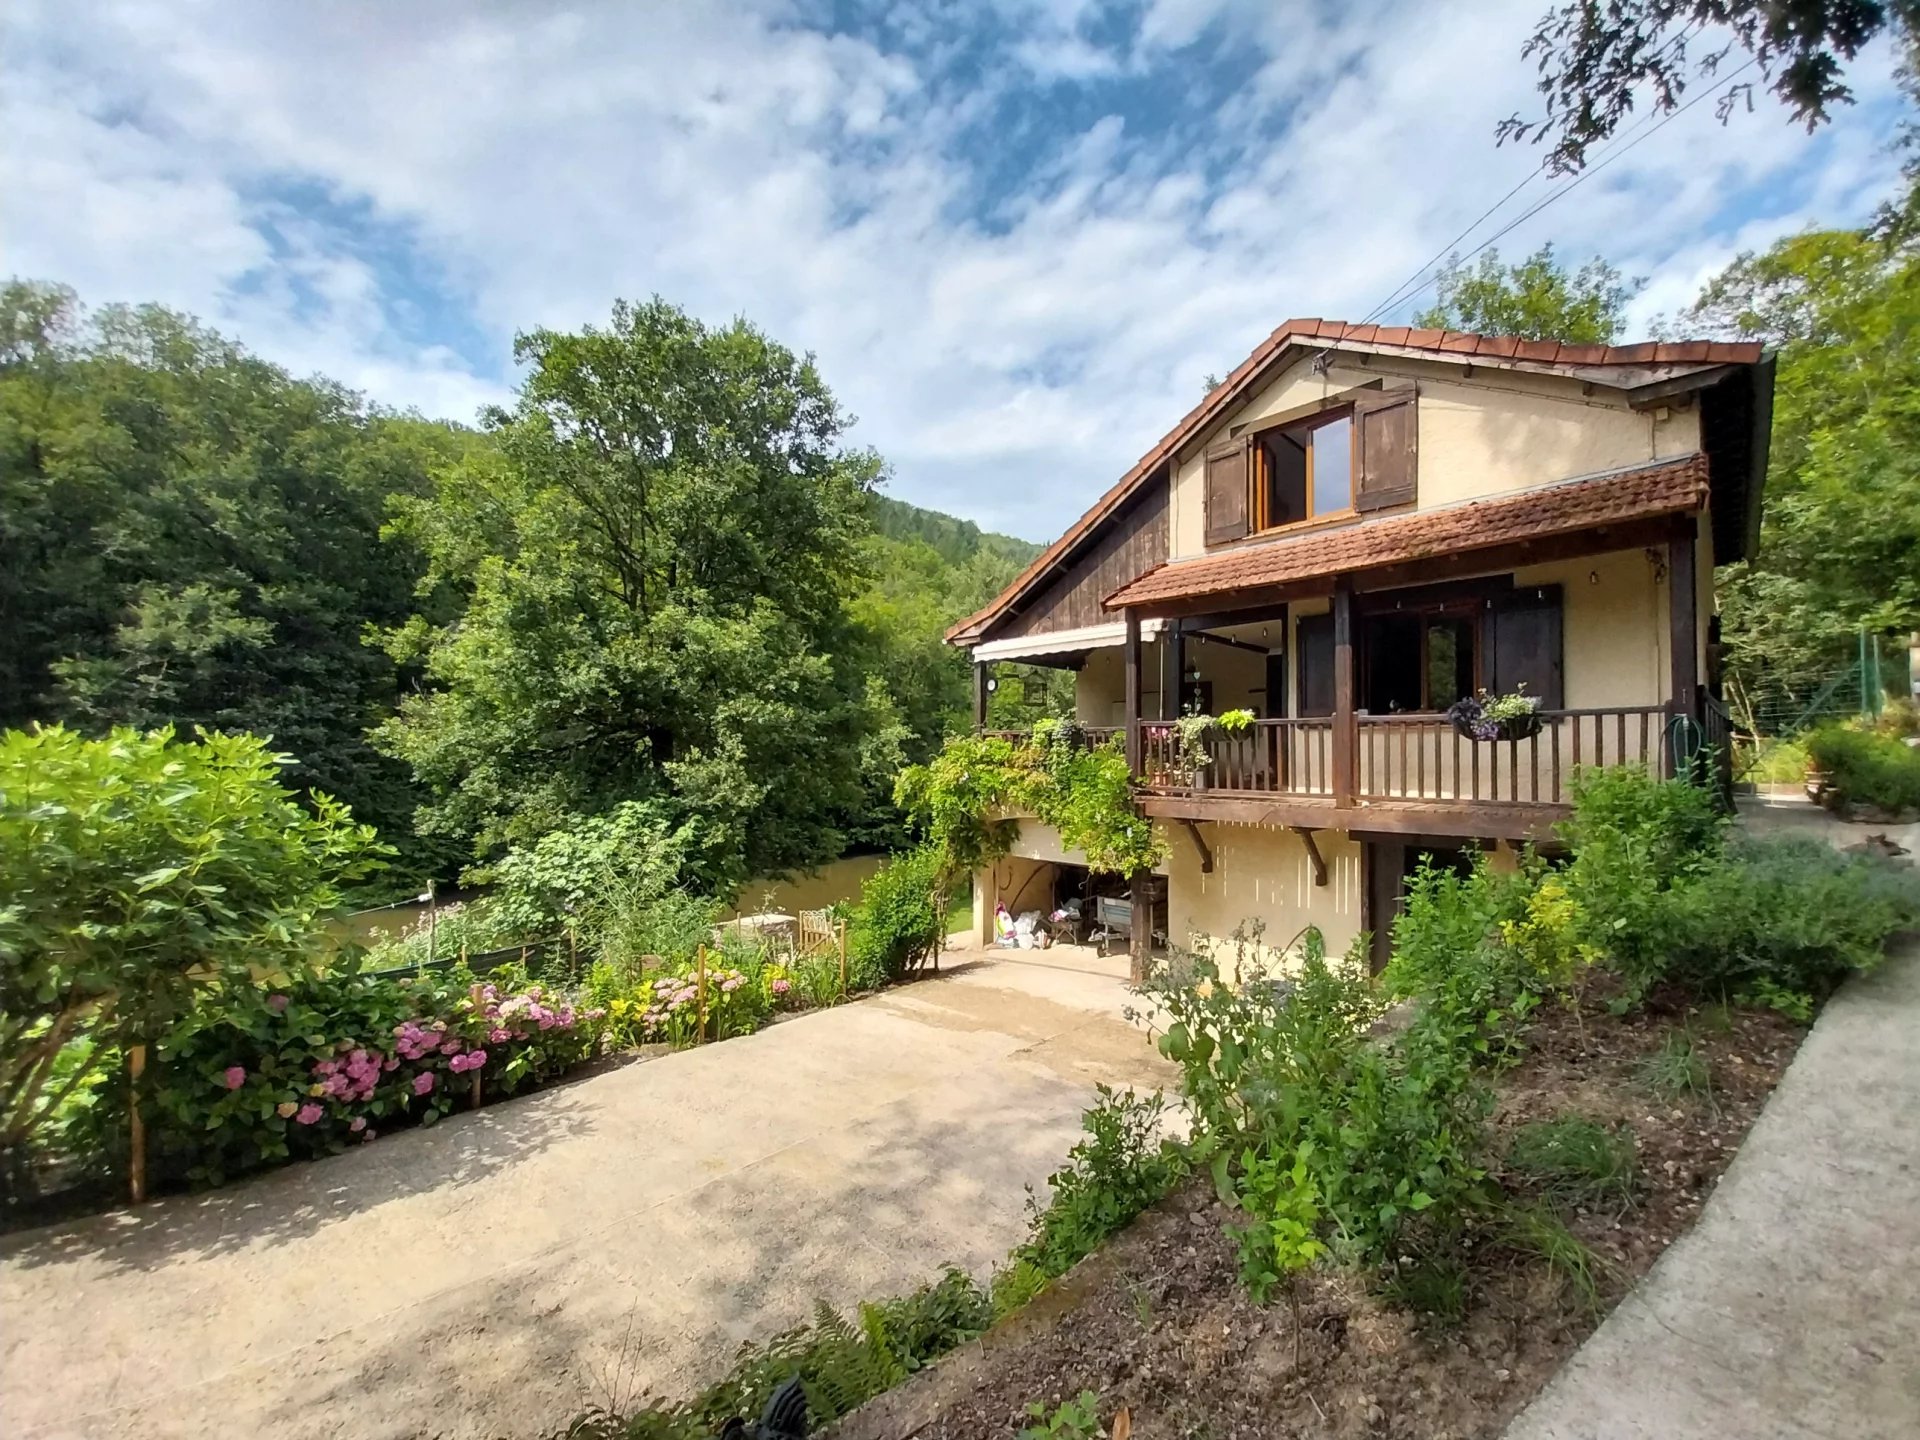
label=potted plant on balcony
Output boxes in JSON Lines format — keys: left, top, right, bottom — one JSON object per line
{"left": 1447, "top": 686, "right": 1544, "bottom": 743}
{"left": 1175, "top": 713, "right": 1215, "bottom": 790}
{"left": 1172, "top": 709, "right": 1255, "bottom": 791}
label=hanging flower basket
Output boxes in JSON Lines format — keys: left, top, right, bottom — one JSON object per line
{"left": 1447, "top": 690, "right": 1544, "bottom": 743}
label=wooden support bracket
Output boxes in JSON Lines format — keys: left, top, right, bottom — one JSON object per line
{"left": 1179, "top": 819, "right": 1213, "bottom": 873}
{"left": 1290, "top": 826, "right": 1329, "bottom": 887}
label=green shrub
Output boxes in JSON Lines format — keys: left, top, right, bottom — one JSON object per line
{"left": 1559, "top": 765, "right": 1920, "bottom": 1006}
{"left": 1505, "top": 1117, "right": 1637, "bottom": 1212}
{"left": 1383, "top": 853, "right": 1590, "bottom": 1054}
{"left": 0, "top": 725, "right": 386, "bottom": 1164}
{"left": 1657, "top": 834, "right": 1920, "bottom": 1004}
{"left": 487, "top": 800, "right": 692, "bottom": 936}
{"left": 1008, "top": 1086, "right": 1186, "bottom": 1282}
{"left": 1154, "top": 930, "right": 1494, "bottom": 1274}
{"left": 593, "top": 889, "right": 718, "bottom": 985}
{"left": 1807, "top": 725, "right": 1920, "bottom": 815}
{"left": 847, "top": 843, "right": 943, "bottom": 987}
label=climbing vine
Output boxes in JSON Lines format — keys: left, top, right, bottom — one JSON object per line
{"left": 893, "top": 722, "right": 1164, "bottom": 884}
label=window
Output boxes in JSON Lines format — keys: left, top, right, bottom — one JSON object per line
{"left": 1358, "top": 609, "right": 1480, "bottom": 713}
{"left": 1251, "top": 412, "right": 1354, "bottom": 532}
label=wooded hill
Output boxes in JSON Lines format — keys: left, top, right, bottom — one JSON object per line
{"left": 0, "top": 283, "right": 1037, "bottom": 890}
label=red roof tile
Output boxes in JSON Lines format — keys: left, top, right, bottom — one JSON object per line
{"left": 1103, "top": 455, "right": 1709, "bottom": 610}
{"left": 946, "top": 319, "right": 1762, "bottom": 644}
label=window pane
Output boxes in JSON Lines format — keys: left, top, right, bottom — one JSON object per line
{"left": 1262, "top": 431, "right": 1307, "bottom": 527}
{"left": 1426, "top": 618, "right": 1476, "bottom": 709}
{"left": 1312, "top": 416, "right": 1352, "bottom": 515}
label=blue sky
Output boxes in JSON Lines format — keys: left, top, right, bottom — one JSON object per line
{"left": 2, "top": 0, "right": 1907, "bottom": 541}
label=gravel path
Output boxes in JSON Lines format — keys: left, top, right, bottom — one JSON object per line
{"left": 0, "top": 950, "right": 1170, "bottom": 1440}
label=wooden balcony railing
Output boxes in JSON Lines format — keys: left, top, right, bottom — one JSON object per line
{"left": 1139, "top": 718, "right": 1335, "bottom": 795}
{"left": 1356, "top": 707, "right": 1672, "bottom": 806}
{"left": 978, "top": 706, "right": 1686, "bottom": 812}
{"left": 1132, "top": 706, "right": 1681, "bottom": 809}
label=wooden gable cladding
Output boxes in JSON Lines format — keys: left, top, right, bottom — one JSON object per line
{"left": 1354, "top": 386, "right": 1418, "bottom": 512}
{"left": 992, "top": 479, "right": 1168, "bottom": 641}
{"left": 1204, "top": 438, "right": 1250, "bottom": 545}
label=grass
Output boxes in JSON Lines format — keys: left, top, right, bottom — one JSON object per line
{"left": 1640, "top": 1030, "right": 1713, "bottom": 1106}
{"left": 1505, "top": 1116, "right": 1638, "bottom": 1212}
{"left": 1379, "top": 1248, "right": 1469, "bottom": 1324}
{"left": 1501, "top": 1203, "right": 1607, "bottom": 1310}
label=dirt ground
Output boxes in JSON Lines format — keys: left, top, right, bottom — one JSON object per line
{"left": 874, "top": 991, "right": 1803, "bottom": 1440}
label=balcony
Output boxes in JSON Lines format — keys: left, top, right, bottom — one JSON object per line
{"left": 1122, "top": 703, "right": 1720, "bottom": 840}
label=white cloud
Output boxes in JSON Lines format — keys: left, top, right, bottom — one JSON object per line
{"left": 0, "top": 0, "right": 1906, "bottom": 538}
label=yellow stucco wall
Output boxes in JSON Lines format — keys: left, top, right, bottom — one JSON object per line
{"left": 1168, "top": 354, "right": 1703, "bottom": 560}
{"left": 1076, "top": 542, "right": 1684, "bottom": 724}
{"left": 1163, "top": 821, "right": 1365, "bottom": 973}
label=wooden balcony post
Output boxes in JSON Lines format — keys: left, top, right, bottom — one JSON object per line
{"left": 1332, "top": 577, "right": 1357, "bottom": 807}
{"left": 1668, "top": 517, "right": 1699, "bottom": 780}
{"left": 1667, "top": 519, "right": 1699, "bottom": 720}
{"left": 1159, "top": 618, "right": 1183, "bottom": 720}
{"left": 1124, "top": 607, "right": 1143, "bottom": 773}
{"left": 972, "top": 659, "right": 990, "bottom": 730}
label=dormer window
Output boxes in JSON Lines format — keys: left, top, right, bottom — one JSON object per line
{"left": 1204, "top": 383, "right": 1419, "bottom": 547}
{"left": 1252, "top": 410, "right": 1354, "bottom": 531}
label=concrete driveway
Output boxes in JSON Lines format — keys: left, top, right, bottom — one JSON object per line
{"left": 0, "top": 950, "right": 1172, "bottom": 1440}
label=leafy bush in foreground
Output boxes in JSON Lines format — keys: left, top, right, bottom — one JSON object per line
{"left": 1153, "top": 930, "right": 1496, "bottom": 1275}
{"left": 0, "top": 725, "right": 385, "bottom": 1163}
{"left": 1006, "top": 1086, "right": 1186, "bottom": 1283}
{"left": 1558, "top": 765, "right": 1920, "bottom": 1008}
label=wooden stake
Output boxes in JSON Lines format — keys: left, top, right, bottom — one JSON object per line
{"left": 838, "top": 921, "right": 848, "bottom": 999}
{"left": 696, "top": 943, "right": 708, "bottom": 1042}
{"left": 128, "top": 1045, "right": 148, "bottom": 1205}
{"left": 470, "top": 1070, "right": 483, "bottom": 1110}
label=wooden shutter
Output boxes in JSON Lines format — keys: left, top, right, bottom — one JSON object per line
{"left": 1486, "top": 584, "right": 1563, "bottom": 708}
{"left": 1354, "top": 386, "right": 1418, "bottom": 512}
{"left": 1297, "top": 612, "right": 1335, "bottom": 716}
{"left": 1204, "top": 436, "right": 1251, "bottom": 546}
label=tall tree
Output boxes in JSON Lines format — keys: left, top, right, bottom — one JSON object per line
{"left": 0, "top": 281, "right": 454, "bottom": 873}
{"left": 1415, "top": 245, "right": 1644, "bottom": 343}
{"left": 374, "top": 297, "right": 887, "bottom": 890}
{"left": 1501, "top": 0, "right": 1916, "bottom": 172}
{"left": 1684, "top": 223, "right": 1920, "bottom": 724}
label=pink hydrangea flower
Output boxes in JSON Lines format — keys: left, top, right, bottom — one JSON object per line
{"left": 349, "top": 1116, "right": 368, "bottom": 1133}
{"left": 412, "top": 1071, "right": 436, "bottom": 1096}
{"left": 266, "top": 994, "right": 290, "bottom": 1013}
{"left": 772, "top": 979, "right": 791, "bottom": 996}
{"left": 295, "top": 1103, "right": 323, "bottom": 1125}
{"left": 223, "top": 1065, "right": 247, "bottom": 1090}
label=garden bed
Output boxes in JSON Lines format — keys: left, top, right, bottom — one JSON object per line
{"left": 848, "top": 990, "right": 1803, "bottom": 1440}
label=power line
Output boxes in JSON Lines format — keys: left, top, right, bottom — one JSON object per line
{"left": 1386, "top": 57, "right": 1760, "bottom": 318}
{"left": 1354, "top": 102, "right": 1672, "bottom": 329}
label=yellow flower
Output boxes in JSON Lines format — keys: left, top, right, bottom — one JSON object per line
{"left": 276, "top": 1101, "right": 297, "bottom": 1118}
{"left": 308, "top": 1083, "right": 327, "bottom": 1097}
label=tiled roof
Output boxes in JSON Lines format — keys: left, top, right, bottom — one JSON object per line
{"left": 1103, "top": 454, "right": 1710, "bottom": 610}
{"left": 946, "top": 320, "right": 1760, "bottom": 645}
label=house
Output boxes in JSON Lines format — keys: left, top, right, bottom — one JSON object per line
{"left": 946, "top": 319, "right": 1774, "bottom": 975}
